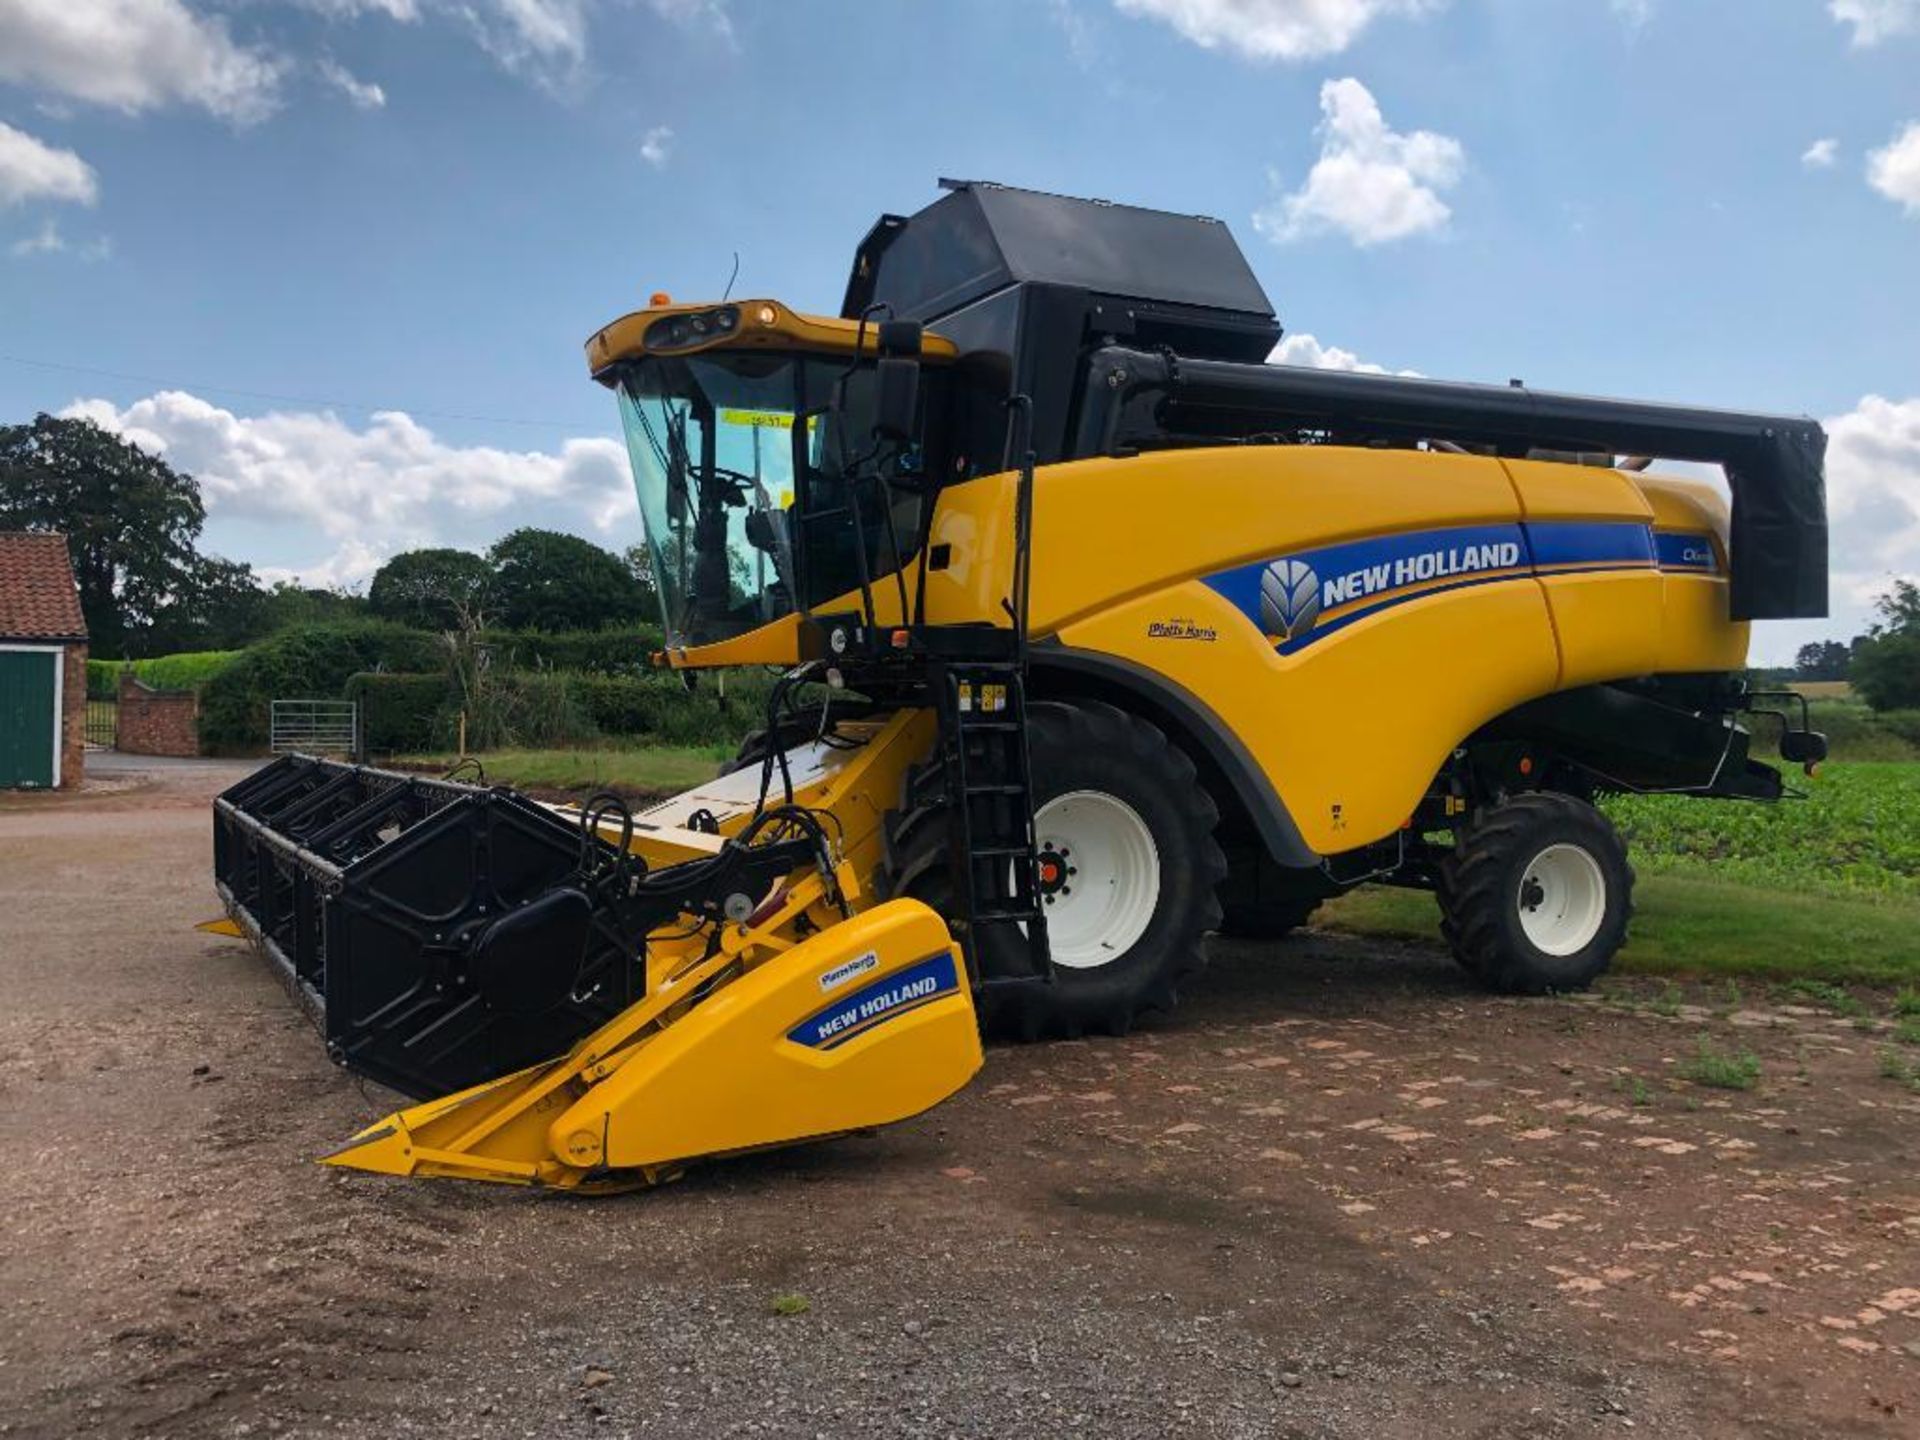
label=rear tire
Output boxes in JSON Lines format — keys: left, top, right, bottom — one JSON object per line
{"left": 1218, "top": 896, "right": 1322, "bottom": 940}
{"left": 1437, "top": 792, "right": 1633, "bottom": 994}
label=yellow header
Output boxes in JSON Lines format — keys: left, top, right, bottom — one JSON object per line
{"left": 586, "top": 298, "right": 956, "bottom": 380}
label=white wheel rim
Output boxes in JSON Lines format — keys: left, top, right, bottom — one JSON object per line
{"left": 1516, "top": 843, "right": 1607, "bottom": 957}
{"left": 1021, "top": 790, "right": 1161, "bottom": 970}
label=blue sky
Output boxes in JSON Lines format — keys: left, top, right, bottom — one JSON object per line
{"left": 2, "top": 0, "right": 1916, "bottom": 660}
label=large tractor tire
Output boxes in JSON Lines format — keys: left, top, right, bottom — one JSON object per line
{"left": 1218, "top": 895, "right": 1322, "bottom": 941}
{"left": 895, "top": 701, "right": 1225, "bottom": 1040}
{"left": 1437, "top": 792, "right": 1633, "bottom": 994}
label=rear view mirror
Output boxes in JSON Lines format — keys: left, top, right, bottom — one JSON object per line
{"left": 873, "top": 320, "right": 923, "bottom": 443}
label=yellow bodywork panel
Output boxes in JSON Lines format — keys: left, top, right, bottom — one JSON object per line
{"left": 326, "top": 898, "right": 978, "bottom": 1189}
{"left": 647, "top": 443, "right": 1746, "bottom": 858}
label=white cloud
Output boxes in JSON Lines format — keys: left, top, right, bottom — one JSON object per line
{"left": 1828, "top": 0, "right": 1919, "bottom": 46}
{"left": 1802, "top": 137, "right": 1840, "bottom": 169}
{"left": 640, "top": 125, "right": 674, "bottom": 168}
{"left": 0, "top": 0, "right": 286, "bottom": 124}
{"left": 10, "top": 218, "right": 66, "bottom": 255}
{"left": 300, "top": 0, "right": 421, "bottom": 19}
{"left": 1111, "top": 0, "right": 1431, "bottom": 61}
{"left": 1267, "top": 332, "right": 1420, "bottom": 375}
{"left": 318, "top": 56, "right": 387, "bottom": 109}
{"left": 1609, "top": 0, "right": 1652, "bottom": 26}
{"left": 0, "top": 121, "right": 98, "bottom": 208}
{"left": 63, "top": 390, "right": 634, "bottom": 586}
{"left": 1823, "top": 394, "right": 1920, "bottom": 626}
{"left": 1254, "top": 77, "right": 1464, "bottom": 246}
{"left": 1867, "top": 122, "right": 1920, "bottom": 216}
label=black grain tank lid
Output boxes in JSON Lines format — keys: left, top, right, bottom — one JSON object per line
{"left": 842, "top": 180, "right": 1280, "bottom": 360}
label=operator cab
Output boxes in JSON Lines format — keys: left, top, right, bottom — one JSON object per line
{"left": 589, "top": 300, "right": 957, "bottom": 652}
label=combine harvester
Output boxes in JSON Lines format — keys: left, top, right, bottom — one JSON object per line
{"left": 214, "top": 181, "right": 1829, "bottom": 1190}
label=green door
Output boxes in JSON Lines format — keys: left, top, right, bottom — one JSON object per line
{"left": 0, "top": 649, "right": 58, "bottom": 788}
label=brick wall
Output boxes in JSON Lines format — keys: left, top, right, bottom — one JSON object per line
{"left": 60, "top": 644, "right": 86, "bottom": 788}
{"left": 118, "top": 671, "right": 201, "bottom": 757}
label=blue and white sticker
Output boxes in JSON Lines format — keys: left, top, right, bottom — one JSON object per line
{"left": 1654, "top": 531, "right": 1720, "bottom": 573}
{"left": 818, "top": 950, "right": 879, "bottom": 993}
{"left": 787, "top": 952, "right": 961, "bottom": 1051}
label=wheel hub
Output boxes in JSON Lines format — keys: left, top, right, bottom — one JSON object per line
{"left": 1018, "top": 790, "right": 1162, "bottom": 970}
{"left": 1515, "top": 842, "right": 1607, "bottom": 957}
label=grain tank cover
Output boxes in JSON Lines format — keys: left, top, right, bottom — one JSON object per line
{"left": 842, "top": 180, "right": 1281, "bottom": 363}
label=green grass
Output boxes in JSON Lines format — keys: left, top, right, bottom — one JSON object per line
{"left": 86, "top": 650, "right": 239, "bottom": 697}
{"left": 1323, "top": 870, "right": 1920, "bottom": 986}
{"left": 1678, "top": 1037, "right": 1762, "bottom": 1090}
{"left": 1781, "top": 979, "right": 1868, "bottom": 1016}
{"left": 394, "top": 744, "right": 731, "bottom": 798}
{"left": 768, "top": 1293, "right": 811, "bottom": 1317}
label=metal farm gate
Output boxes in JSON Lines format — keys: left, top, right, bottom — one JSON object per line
{"left": 270, "top": 699, "right": 360, "bottom": 758}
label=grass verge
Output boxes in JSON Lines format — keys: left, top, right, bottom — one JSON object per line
{"left": 1322, "top": 870, "right": 1920, "bottom": 987}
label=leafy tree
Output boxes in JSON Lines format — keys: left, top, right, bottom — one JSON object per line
{"left": 1850, "top": 580, "right": 1920, "bottom": 712}
{"left": 1793, "top": 639, "right": 1853, "bottom": 682}
{"left": 138, "top": 555, "right": 272, "bottom": 654}
{"left": 368, "top": 547, "right": 494, "bottom": 630}
{"left": 489, "top": 528, "right": 647, "bottom": 632}
{"left": 0, "top": 413, "right": 207, "bottom": 656}
{"left": 258, "top": 583, "right": 370, "bottom": 632}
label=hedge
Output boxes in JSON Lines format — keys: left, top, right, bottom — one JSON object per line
{"left": 346, "top": 672, "right": 453, "bottom": 753}
{"left": 86, "top": 650, "right": 239, "bottom": 698}
{"left": 474, "top": 627, "right": 665, "bottom": 676}
{"left": 199, "top": 623, "right": 444, "bottom": 753}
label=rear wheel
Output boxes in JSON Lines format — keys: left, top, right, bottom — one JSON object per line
{"left": 1218, "top": 895, "right": 1322, "bottom": 940}
{"left": 1437, "top": 792, "right": 1633, "bottom": 994}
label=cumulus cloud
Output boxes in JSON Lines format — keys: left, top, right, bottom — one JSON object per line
{"left": 1254, "top": 77, "right": 1464, "bottom": 246}
{"left": 640, "top": 125, "right": 674, "bottom": 169}
{"left": 1828, "top": 0, "right": 1919, "bottom": 46}
{"left": 1268, "top": 332, "right": 1420, "bottom": 376}
{"left": 317, "top": 57, "right": 387, "bottom": 109}
{"left": 0, "top": 0, "right": 287, "bottom": 124}
{"left": 1802, "top": 137, "right": 1839, "bottom": 169}
{"left": 0, "top": 121, "right": 98, "bottom": 208}
{"left": 1111, "top": 0, "right": 1430, "bottom": 62}
{"left": 1826, "top": 395, "right": 1920, "bottom": 596}
{"left": 1868, "top": 122, "right": 1920, "bottom": 216}
{"left": 64, "top": 390, "right": 634, "bottom": 587}
{"left": 300, "top": 0, "right": 421, "bottom": 19}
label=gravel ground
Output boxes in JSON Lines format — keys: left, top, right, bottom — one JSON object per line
{"left": 1, "top": 759, "right": 1916, "bottom": 1439}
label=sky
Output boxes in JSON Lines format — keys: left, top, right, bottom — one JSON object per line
{"left": 1, "top": 0, "right": 1917, "bottom": 663}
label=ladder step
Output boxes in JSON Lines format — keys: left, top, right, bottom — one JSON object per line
{"left": 963, "top": 782, "right": 1028, "bottom": 796}
{"left": 958, "top": 719, "right": 1022, "bottom": 731}
{"left": 972, "top": 907, "right": 1043, "bottom": 924}
{"left": 977, "top": 974, "right": 1055, "bottom": 991}
{"left": 967, "top": 844, "right": 1032, "bottom": 859}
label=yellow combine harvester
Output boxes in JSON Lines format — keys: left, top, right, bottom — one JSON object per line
{"left": 214, "top": 181, "right": 1829, "bottom": 1190}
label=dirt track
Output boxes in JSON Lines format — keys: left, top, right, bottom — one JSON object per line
{"left": 2, "top": 759, "right": 1918, "bottom": 1439}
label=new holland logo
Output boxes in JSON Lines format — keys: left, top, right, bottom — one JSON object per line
{"left": 1259, "top": 558, "right": 1321, "bottom": 641}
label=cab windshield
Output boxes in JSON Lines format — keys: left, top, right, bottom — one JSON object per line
{"left": 615, "top": 351, "right": 922, "bottom": 647}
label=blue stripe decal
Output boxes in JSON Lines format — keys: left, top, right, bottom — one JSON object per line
{"left": 1203, "top": 519, "right": 1698, "bottom": 655}
{"left": 786, "top": 952, "right": 960, "bottom": 1051}
{"left": 1525, "top": 520, "right": 1655, "bottom": 571}
{"left": 1655, "top": 531, "right": 1720, "bottom": 573}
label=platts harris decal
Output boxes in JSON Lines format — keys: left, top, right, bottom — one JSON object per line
{"left": 1206, "top": 522, "right": 1718, "bottom": 653}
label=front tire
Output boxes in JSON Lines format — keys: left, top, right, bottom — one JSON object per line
{"left": 896, "top": 702, "right": 1225, "bottom": 1040}
{"left": 1437, "top": 792, "right": 1633, "bottom": 994}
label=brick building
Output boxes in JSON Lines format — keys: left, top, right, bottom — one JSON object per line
{"left": 0, "top": 533, "right": 88, "bottom": 789}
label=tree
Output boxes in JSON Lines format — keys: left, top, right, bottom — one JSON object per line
{"left": 488, "top": 528, "right": 647, "bottom": 632}
{"left": 621, "top": 542, "right": 662, "bottom": 614}
{"left": 0, "top": 413, "right": 207, "bottom": 656}
{"left": 368, "top": 548, "right": 494, "bottom": 630}
{"left": 1793, "top": 639, "right": 1853, "bottom": 682}
{"left": 1850, "top": 579, "right": 1920, "bottom": 712}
